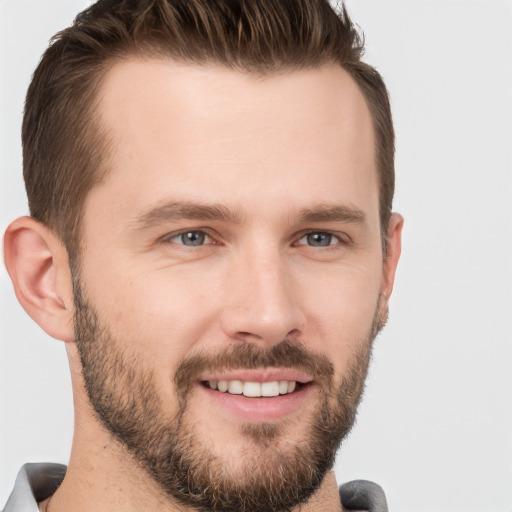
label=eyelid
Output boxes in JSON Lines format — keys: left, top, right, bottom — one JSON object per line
{"left": 157, "top": 227, "right": 350, "bottom": 247}
{"left": 294, "top": 230, "right": 351, "bottom": 246}
{"left": 159, "top": 228, "right": 216, "bottom": 245}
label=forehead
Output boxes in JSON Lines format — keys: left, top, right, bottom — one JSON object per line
{"left": 90, "top": 59, "right": 377, "bottom": 224}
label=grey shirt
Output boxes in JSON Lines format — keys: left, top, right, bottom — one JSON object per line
{"left": 2, "top": 463, "right": 388, "bottom": 512}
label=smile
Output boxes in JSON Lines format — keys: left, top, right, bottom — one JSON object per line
{"left": 197, "top": 369, "right": 314, "bottom": 421}
{"left": 203, "top": 380, "right": 302, "bottom": 397}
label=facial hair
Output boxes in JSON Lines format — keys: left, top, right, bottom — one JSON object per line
{"left": 73, "top": 277, "right": 385, "bottom": 512}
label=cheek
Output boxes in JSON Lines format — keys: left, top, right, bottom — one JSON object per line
{"left": 81, "top": 259, "right": 227, "bottom": 371}
{"left": 293, "top": 261, "right": 382, "bottom": 368}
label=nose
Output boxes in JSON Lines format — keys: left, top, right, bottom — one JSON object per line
{"left": 220, "top": 249, "right": 305, "bottom": 347}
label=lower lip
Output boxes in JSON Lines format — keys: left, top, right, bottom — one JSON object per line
{"left": 198, "top": 383, "right": 313, "bottom": 422}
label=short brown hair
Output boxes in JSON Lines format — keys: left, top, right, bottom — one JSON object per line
{"left": 23, "top": 0, "right": 394, "bottom": 259}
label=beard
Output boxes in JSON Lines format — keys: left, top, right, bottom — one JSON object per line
{"left": 73, "top": 277, "right": 385, "bottom": 512}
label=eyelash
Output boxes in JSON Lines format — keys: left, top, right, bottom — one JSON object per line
{"left": 162, "top": 229, "right": 348, "bottom": 249}
{"left": 295, "top": 231, "right": 345, "bottom": 248}
{"left": 164, "top": 230, "right": 215, "bottom": 247}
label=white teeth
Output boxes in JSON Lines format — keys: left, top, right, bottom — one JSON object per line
{"left": 207, "top": 379, "right": 300, "bottom": 397}
{"left": 261, "top": 381, "right": 280, "bottom": 397}
{"left": 243, "top": 382, "right": 261, "bottom": 397}
{"left": 228, "top": 380, "right": 243, "bottom": 394}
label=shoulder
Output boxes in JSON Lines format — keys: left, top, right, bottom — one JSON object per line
{"left": 339, "top": 480, "right": 388, "bottom": 512}
{"left": 2, "top": 463, "right": 66, "bottom": 512}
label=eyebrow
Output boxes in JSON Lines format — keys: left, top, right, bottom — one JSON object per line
{"left": 133, "top": 201, "right": 243, "bottom": 229}
{"left": 132, "top": 200, "right": 367, "bottom": 231}
{"left": 297, "top": 204, "right": 367, "bottom": 225}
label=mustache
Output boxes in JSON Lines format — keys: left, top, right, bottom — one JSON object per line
{"left": 173, "top": 339, "right": 335, "bottom": 395}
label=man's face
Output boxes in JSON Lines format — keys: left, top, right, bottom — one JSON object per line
{"left": 74, "top": 60, "right": 391, "bottom": 511}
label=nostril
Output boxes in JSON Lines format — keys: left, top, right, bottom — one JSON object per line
{"left": 220, "top": 300, "right": 305, "bottom": 348}
{"left": 237, "top": 331, "right": 262, "bottom": 339}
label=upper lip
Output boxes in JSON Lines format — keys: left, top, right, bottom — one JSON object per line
{"left": 199, "top": 368, "right": 313, "bottom": 384}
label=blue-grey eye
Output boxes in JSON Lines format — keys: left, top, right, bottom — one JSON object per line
{"left": 298, "top": 232, "right": 336, "bottom": 247}
{"left": 170, "top": 231, "right": 209, "bottom": 246}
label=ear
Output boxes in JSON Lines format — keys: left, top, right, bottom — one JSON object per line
{"left": 382, "top": 213, "right": 404, "bottom": 299}
{"left": 3, "top": 216, "right": 75, "bottom": 342}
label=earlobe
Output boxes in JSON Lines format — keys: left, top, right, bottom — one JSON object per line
{"left": 382, "top": 213, "right": 404, "bottom": 298}
{"left": 3, "top": 216, "right": 75, "bottom": 342}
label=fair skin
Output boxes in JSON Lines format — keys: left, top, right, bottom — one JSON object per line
{"left": 4, "top": 60, "right": 402, "bottom": 512}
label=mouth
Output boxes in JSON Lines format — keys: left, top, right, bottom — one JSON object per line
{"left": 201, "top": 379, "right": 309, "bottom": 397}
{"left": 196, "top": 370, "right": 314, "bottom": 422}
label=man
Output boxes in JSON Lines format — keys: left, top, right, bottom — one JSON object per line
{"left": 2, "top": 0, "right": 402, "bottom": 511}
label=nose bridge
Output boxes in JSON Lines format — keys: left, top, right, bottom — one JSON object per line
{"left": 221, "top": 242, "right": 304, "bottom": 345}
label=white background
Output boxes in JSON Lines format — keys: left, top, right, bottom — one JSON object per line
{"left": 1, "top": 1, "right": 511, "bottom": 510}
